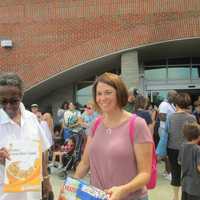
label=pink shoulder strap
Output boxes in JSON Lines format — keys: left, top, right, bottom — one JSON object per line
{"left": 129, "top": 114, "right": 137, "bottom": 144}
{"left": 91, "top": 116, "right": 102, "bottom": 136}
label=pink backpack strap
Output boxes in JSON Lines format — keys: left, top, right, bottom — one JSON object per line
{"left": 129, "top": 114, "right": 157, "bottom": 189}
{"left": 129, "top": 114, "right": 137, "bottom": 144}
{"left": 91, "top": 116, "right": 102, "bottom": 136}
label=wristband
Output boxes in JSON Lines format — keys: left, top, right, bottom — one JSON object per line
{"left": 43, "top": 175, "right": 49, "bottom": 180}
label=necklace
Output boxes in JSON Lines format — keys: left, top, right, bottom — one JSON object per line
{"left": 106, "top": 128, "right": 112, "bottom": 135}
{"left": 104, "top": 111, "right": 125, "bottom": 135}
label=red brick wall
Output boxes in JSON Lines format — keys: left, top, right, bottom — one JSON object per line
{"left": 1, "top": 0, "right": 200, "bottom": 89}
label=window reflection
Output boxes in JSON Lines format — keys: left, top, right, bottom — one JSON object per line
{"left": 144, "top": 67, "right": 166, "bottom": 81}
{"left": 77, "top": 85, "right": 93, "bottom": 106}
{"left": 147, "top": 91, "right": 167, "bottom": 106}
{"left": 144, "top": 57, "right": 200, "bottom": 81}
{"left": 192, "top": 65, "right": 200, "bottom": 79}
{"left": 168, "top": 66, "right": 190, "bottom": 80}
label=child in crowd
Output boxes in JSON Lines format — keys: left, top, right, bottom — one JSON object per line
{"left": 63, "top": 137, "right": 76, "bottom": 155}
{"left": 178, "top": 122, "right": 200, "bottom": 200}
{"left": 50, "top": 137, "right": 76, "bottom": 168}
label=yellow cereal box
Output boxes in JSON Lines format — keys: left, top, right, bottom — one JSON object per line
{"left": 3, "top": 139, "right": 42, "bottom": 192}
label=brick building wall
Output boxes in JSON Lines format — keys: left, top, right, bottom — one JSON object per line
{"left": 1, "top": 0, "right": 200, "bottom": 91}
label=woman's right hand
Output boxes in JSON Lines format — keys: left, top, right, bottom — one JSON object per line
{"left": 0, "top": 148, "right": 10, "bottom": 165}
{"left": 105, "top": 186, "right": 127, "bottom": 200}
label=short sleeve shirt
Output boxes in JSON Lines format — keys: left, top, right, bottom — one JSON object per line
{"left": 159, "top": 101, "right": 176, "bottom": 128}
{"left": 167, "top": 113, "right": 196, "bottom": 150}
{"left": 135, "top": 110, "right": 152, "bottom": 125}
{"left": 64, "top": 110, "right": 82, "bottom": 132}
{"left": 88, "top": 116, "right": 153, "bottom": 200}
{"left": 178, "top": 143, "right": 200, "bottom": 197}
{"left": 0, "top": 103, "right": 50, "bottom": 200}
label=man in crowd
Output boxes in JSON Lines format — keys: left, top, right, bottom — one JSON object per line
{"left": 124, "top": 88, "right": 138, "bottom": 113}
{"left": 157, "top": 90, "right": 177, "bottom": 179}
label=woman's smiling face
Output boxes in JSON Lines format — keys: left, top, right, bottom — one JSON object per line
{"left": 96, "top": 82, "right": 118, "bottom": 113}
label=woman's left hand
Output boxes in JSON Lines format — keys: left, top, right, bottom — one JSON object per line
{"left": 105, "top": 186, "right": 127, "bottom": 200}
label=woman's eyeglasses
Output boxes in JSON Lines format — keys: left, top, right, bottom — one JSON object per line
{"left": 86, "top": 107, "right": 92, "bottom": 110}
{"left": 0, "top": 97, "right": 20, "bottom": 105}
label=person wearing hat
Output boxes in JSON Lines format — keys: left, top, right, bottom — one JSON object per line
{"left": 31, "top": 103, "right": 39, "bottom": 115}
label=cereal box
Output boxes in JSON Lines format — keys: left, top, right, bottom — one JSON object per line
{"left": 3, "top": 139, "right": 42, "bottom": 192}
{"left": 58, "top": 177, "right": 80, "bottom": 200}
{"left": 77, "top": 183, "right": 108, "bottom": 200}
{"left": 58, "top": 177, "right": 108, "bottom": 200}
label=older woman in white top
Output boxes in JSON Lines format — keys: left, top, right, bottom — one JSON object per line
{"left": 0, "top": 72, "right": 52, "bottom": 200}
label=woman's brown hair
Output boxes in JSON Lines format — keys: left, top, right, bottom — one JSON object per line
{"left": 92, "top": 72, "right": 128, "bottom": 111}
{"left": 135, "top": 94, "right": 148, "bottom": 111}
{"left": 175, "top": 93, "right": 191, "bottom": 109}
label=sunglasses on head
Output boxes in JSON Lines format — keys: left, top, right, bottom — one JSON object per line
{"left": 0, "top": 97, "right": 20, "bottom": 105}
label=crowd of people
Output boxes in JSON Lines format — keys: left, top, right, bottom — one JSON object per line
{"left": 0, "top": 71, "right": 200, "bottom": 200}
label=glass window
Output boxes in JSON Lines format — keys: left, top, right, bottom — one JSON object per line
{"left": 76, "top": 85, "right": 93, "bottom": 106}
{"left": 144, "top": 67, "right": 166, "bottom": 81}
{"left": 144, "top": 57, "right": 200, "bottom": 81}
{"left": 152, "top": 91, "right": 167, "bottom": 106}
{"left": 147, "top": 91, "right": 167, "bottom": 106}
{"left": 168, "top": 66, "right": 190, "bottom": 80}
{"left": 192, "top": 65, "right": 200, "bottom": 79}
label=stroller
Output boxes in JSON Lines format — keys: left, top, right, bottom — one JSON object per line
{"left": 60, "top": 131, "right": 86, "bottom": 178}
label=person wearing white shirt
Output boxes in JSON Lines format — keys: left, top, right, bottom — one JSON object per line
{"left": 157, "top": 90, "right": 177, "bottom": 179}
{"left": 63, "top": 102, "right": 82, "bottom": 140}
{"left": 40, "top": 120, "right": 54, "bottom": 148}
{"left": 0, "top": 72, "right": 52, "bottom": 200}
{"left": 33, "top": 110, "right": 54, "bottom": 148}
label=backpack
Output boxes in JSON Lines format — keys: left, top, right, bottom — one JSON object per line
{"left": 92, "top": 114, "right": 157, "bottom": 190}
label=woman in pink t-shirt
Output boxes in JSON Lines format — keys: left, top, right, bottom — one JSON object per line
{"left": 74, "top": 73, "right": 153, "bottom": 200}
